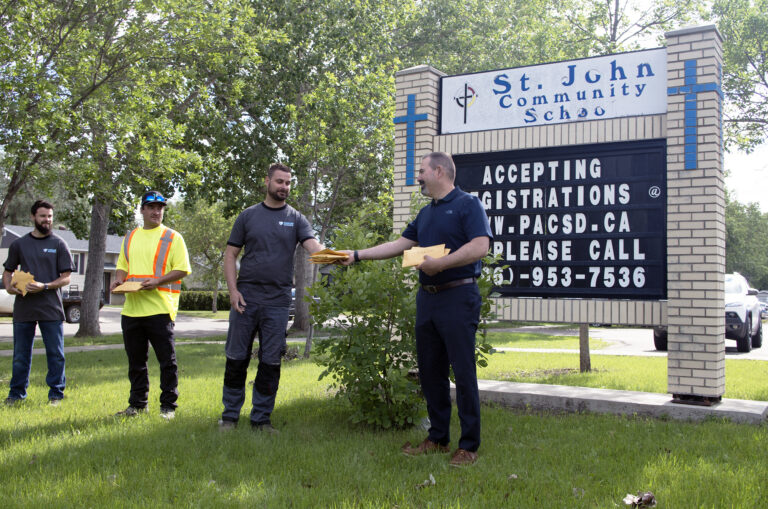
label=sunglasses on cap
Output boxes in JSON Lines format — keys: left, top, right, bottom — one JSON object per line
{"left": 142, "top": 192, "right": 167, "bottom": 205}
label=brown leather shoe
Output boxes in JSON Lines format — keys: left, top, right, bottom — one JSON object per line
{"left": 449, "top": 448, "right": 478, "bottom": 467}
{"left": 402, "top": 438, "right": 450, "bottom": 456}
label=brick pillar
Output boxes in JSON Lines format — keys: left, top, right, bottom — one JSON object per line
{"left": 393, "top": 65, "right": 445, "bottom": 231}
{"left": 664, "top": 25, "right": 725, "bottom": 401}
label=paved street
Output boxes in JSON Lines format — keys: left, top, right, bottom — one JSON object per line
{"left": 490, "top": 323, "right": 768, "bottom": 361}
{"left": 2, "top": 308, "right": 768, "bottom": 360}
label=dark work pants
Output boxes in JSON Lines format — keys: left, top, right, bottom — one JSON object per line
{"left": 221, "top": 286, "right": 289, "bottom": 424}
{"left": 121, "top": 314, "right": 178, "bottom": 410}
{"left": 415, "top": 284, "right": 481, "bottom": 452}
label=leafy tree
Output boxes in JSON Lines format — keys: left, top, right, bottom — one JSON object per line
{"left": 711, "top": 0, "right": 768, "bottom": 151}
{"left": 165, "top": 200, "right": 233, "bottom": 312}
{"left": 396, "top": 0, "right": 586, "bottom": 74}
{"left": 725, "top": 192, "right": 768, "bottom": 288}
{"left": 565, "top": 0, "right": 704, "bottom": 55}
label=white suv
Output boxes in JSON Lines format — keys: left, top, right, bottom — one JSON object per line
{"left": 725, "top": 272, "right": 762, "bottom": 352}
{"left": 652, "top": 272, "right": 763, "bottom": 352}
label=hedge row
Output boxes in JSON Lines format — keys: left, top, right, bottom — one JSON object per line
{"left": 179, "top": 291, "right": 231, "bottom": 311}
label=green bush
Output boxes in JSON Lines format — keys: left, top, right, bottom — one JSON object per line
{"left": 179, "top": 290, "right": 231, "bottom": 311}
{"left": 310, "top": 209, "right": 421, "bottom": 429}
{"left": 309, "top": 199, "right": 501, "bottom": 429}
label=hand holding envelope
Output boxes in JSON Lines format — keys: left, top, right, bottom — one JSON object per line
{"left": 111, "top": 281, "right": 145, "bottom": 294}
{"left": 402, "top": 244, "right": 450, "bottom": 267}
{"left": 309, "top": 248, "right": 350, "bottom": 265}
{"left": 11, "top": 270, "right": 37, "bottom": 296}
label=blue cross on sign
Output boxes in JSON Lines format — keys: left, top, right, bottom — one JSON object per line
{"left": 394, "top": 94, "right": 428, "bottom": 186}
{"left": 667, "top": 59, "right": 723, "bottom": 170}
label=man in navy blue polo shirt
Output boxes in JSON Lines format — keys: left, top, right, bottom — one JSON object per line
{"left": 341, "top": 152, "right": 492, "bottom": 466}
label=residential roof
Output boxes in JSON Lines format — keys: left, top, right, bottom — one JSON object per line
{"left": 1, "top": 225, "right": 124, "bottom": 253}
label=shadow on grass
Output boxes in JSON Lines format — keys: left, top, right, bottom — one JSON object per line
{"left": 3, "top": 345, "right": 768, "bottom": 506}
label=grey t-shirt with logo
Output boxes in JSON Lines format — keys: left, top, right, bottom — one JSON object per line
{"left": 3, "top": 233, "right": 74, "bottom": 322}
{"left": 227, "top": 202, "right": 314, "bottom": 307}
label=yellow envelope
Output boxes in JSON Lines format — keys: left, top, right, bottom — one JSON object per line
{"left": 111, "top": 281, "right": 144, "bottom": 294}
{"left": 11, "top": 270, "right": 37, "bottom": 296}
{"left": 310, "top": 249, "right": 350, "bottom": 265}
{"left": 402, "top": 244, "right": 451, "bottom": 267}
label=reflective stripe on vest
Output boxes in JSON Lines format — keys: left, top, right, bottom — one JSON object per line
{"left": 124, "top": 227, "right": 182, "bottom": 294}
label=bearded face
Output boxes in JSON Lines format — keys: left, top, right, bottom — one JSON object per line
{"left": 266, "top": 170, "right": 291, "bottom": 203}
{"left": 32, "top": 207, "right": 53, "bottom": 235}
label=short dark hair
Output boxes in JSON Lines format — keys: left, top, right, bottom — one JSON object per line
{"left": 31, "top": 200, "right": 54, "bottom": 215}
{"left": 424, "top": 152, "right": 455, "bottom": 180}
{"left": 267, "top": 163, "right": 292, "bottom": 178}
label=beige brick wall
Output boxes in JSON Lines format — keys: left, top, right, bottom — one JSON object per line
{"left": 394, "top": 66, "right": 444, "bottom": 230}
{"left": 393, "top": 26, "right": 724, "bottom": 397}
{"left": 664, "top": 25, "right": 725, "bottom": 398}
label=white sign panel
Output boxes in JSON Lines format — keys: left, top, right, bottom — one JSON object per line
{"left": 441, "top": 48, "right": 667, "bottom": 134}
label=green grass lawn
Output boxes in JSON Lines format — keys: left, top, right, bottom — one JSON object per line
{"left": 1, "top": 344, "right": 768, "bottom": 507}
{"left": 0, "top": 334, "right": 228, "bottom": 351}
{"left": 176, "top": 309, "right": 231, "bottom": 320}
{"left": 485, "top": 330, "right": 609, "bottom": 350}
{"left": 480, "top": 351, "right": 768, "bottom": 401}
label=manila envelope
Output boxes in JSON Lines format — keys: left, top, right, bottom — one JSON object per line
{"left": 11, "top": 270, "right": 37, "bottom": 296}
{"left": 111, "top": 281, "right": 145, "bottom": 294}
{"left": 402, "top": 244, "right": 450, "bottom": 267}
{"left": 310, "top": 248, "right": 350, "bottom": 264}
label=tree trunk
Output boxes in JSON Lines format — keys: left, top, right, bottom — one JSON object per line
{"left": 75, "top": 196, "right": 112, "bottom": 337}
{"left": 291, "top": 248, "right": 312, "bottom": 332}
{"left": 579, "top": 323, "right": 591, "bottom": 373}
{"left": 0, "top": 159, "right": 30, "bottom": 233}
{"left": 212, "top": 285, "right": 218, "bottom": 313}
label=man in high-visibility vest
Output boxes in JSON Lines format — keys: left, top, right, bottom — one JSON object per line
{"left": 110, "top": 191, "right": 191, "bottom": 420}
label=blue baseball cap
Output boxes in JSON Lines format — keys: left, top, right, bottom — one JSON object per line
{"left": 141, "top": 191, "right": 167, "bottom": 207}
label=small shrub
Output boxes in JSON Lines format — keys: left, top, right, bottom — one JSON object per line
{"left": 309, "top": 199, "right": 502, "bottom": 429}
{"left": 179, "top": 290, "right": 231, "bottom": 311}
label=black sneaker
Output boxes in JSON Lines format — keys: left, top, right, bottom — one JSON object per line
{"left": 251, "top": 421, "right": 279, "bottom": 434}
{"left": 114, "top": 406, "right": 147, "bottom": 417}
{"left": 4, "top": 397, "right": 21, "bottom": 406}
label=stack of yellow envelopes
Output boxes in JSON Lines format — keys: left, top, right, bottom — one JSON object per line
{"left": 402, "top": 245, "right": 451, "bottom": 267}
{"left": 309, "top": 249, "right": 349, "bottom": 264}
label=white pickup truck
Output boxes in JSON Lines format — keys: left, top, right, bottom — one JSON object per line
{"left": 0, "top": 281, "right": 101, "bottom": 323}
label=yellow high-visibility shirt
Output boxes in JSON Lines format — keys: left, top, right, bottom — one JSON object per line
{"left": 116, "top": 225, "right": 191, "bottom": 321}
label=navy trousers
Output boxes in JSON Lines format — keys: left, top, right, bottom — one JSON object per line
{"left": 415, "top": 283, "right": 482, "bottom": 452}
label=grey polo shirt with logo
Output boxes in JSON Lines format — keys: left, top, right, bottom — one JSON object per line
{"left": 227, "top": 202, "right": 314, "bottom": 307}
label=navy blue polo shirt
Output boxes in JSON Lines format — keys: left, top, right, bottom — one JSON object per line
{"left": 402, "top": 186, "right": 493, "bottom": 286}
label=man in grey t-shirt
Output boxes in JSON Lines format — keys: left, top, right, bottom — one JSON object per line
{"left": 219, "top": 163, "right": 323, "bottom": 431}
{"left": 3, "top": 200, "right": 73, "bottom": 405}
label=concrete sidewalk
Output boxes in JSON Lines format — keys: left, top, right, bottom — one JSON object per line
{"left": 473, "top": 379, "right": 768, "bottom": 424}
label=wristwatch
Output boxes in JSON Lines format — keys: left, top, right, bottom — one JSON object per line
{"left": 44, "top": 283, "right": 49, "bottom": 290}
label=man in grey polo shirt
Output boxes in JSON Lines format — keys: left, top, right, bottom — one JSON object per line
{"left": 3, "top": 200, "right": 73, "bottom": 406}
{"left": 219, "top": 163, "right": 323, "bottom": 432}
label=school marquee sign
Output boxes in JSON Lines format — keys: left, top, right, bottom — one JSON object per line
{"left": 455, "top": 139, "right": 666, "bottom": 299}
{"left": 441, "top": 48, "right": 667, "bottom": 134}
